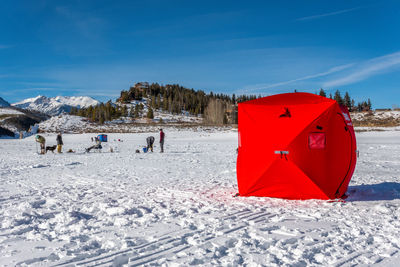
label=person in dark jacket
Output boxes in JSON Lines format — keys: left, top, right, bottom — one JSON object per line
{"left": 56, "top": 132, "right": 63, "bottom": 153}
{"left": 146, "top": 136, "right": 155, "bottom": 152}
{"left": 159, "top": 129, "right": 165, "bottom": 153}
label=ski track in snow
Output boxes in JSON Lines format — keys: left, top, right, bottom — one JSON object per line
{"left": 1, "top": 131, "right": 400, "bottom": 266}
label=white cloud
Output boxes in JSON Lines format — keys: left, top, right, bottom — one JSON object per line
{"left": 55, "top": 6, "right": 106, "bottom": 39}
{"left": 323, "top": 51, "right": 400, "bottom": 87}
{"left": 296, "top": 6, "right": 364, "bottom": 21}
{"left": 241, "top": 63, "right": 353, "bottom": 93}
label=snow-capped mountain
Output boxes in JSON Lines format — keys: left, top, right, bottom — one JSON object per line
{"left": 12, "top": 95, "right": 100, "bottom": 116}
{"left": 0, "top": 96, "right": 10, "bottom": 107}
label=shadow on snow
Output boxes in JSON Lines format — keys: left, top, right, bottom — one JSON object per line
{"left": 347, "top": 182, "right": 400, "bottom": 201}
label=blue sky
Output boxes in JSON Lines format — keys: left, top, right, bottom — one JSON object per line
{"left": 0, "top": 0, "right": 399, "bottom": 108}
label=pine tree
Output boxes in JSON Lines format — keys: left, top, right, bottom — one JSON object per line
{"left": 334, "top": 90, "right": 343, "bottom": 105}
{"left": 168, "top": 96, "right": 172, "bottom": 113}
{"left": 163, "top": 96, "right": 168, "bottom": 111}
{"left": 319, "top": 88, "right": 326, "bottom": 97}
{"left": 147, "top": 107, "right": 154, "bottom": 119}
{"left": 130, "top": 106, "right": 134, "bottom": 118}
{"left": 367, "top": 98, "right": 372, "bottom": 110}
{"left": 134, "top": 104, "right": 140, "bottom": 118}
{"left": 156, "top": 94, "right": 161, "bottom": 109}
{"left": 91, "top": 107, "right": 96, "bottom": 122}
{"left": 344, "top": 92, "right": 351, "bottom": 110}
{"left": 121, "top": 105, "right": 128, "bottom": 117}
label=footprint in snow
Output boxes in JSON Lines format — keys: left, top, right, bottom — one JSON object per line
{"left": 30, "top": 164, "right": 50, "bottom": 168}
{"left": 65, "top": 162, "right": 82, "bottom": 166}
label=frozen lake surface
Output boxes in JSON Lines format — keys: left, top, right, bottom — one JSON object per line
{"left": 1, "top": 130, "right": 400, "bottom": 266}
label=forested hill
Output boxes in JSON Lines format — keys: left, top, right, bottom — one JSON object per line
{"left": 117, "top": 82, "right": 255, "bottom": 115}
{"left": 71, "top": 82, "right": 372, "bottom": 125}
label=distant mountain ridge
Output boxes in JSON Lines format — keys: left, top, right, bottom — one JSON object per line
{"left": 0, "top": 96, "right": 10, "bottom": 107}
{"left": 12, "top": 95, "right": 100, "bottom": 116}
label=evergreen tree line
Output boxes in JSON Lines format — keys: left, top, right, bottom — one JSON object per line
{"left": 118, "top": 82, "right": 257, "bottom": 116}
{"left": 70, "top": 101, "right": 130, "bottom": 124}
{"left": 318, "top": 89, "right": 372, "bottom": 112}
{"left": 69, "top": 82, "right": 257, "bottom": 124}
{"left": 70, "top": 83, "right": 373, "bottom": 124}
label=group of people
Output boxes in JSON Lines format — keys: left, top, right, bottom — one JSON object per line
{"left": 35, "top": 133, "right": 63, "bottom": 154}
{"left": 34, "top": 129, "right": 165, "bottom": 155}
{"left": 145, "top": 129, "right": 165, "bottom": 153}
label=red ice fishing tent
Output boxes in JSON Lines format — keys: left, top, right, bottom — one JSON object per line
{"left": 236, "top": 92, "right": 357, "bottom": 200}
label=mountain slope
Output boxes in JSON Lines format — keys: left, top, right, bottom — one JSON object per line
{"left": 12, "top": 95, "right": 99, "bottom": 116}
{"left": 0, "top": 107, "right": 49, "bottom": 133}
{"left": 0, "top": 97, "right": 10, "bottom": 107}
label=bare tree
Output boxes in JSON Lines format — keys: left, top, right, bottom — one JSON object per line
{"left": 204, "top": 99, "right": 226, "bottom": 125}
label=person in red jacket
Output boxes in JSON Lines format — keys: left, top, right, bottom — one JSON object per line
{"left": 159, "top": 129, "right": 165, "bottom": 153}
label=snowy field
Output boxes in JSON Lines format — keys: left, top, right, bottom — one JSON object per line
{"left": 1, "top": 130, "right": 400, "bottom": 266}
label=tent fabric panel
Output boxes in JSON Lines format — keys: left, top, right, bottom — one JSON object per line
{"left": 237, "top": 100, "right": 334, "bottom": 196}
{"left": 239, "top": 159, "right": 329, "bottom": 199}
{"left": 335, "top": 106, "right": 357, "bottom": 197}
{"left": 287, "top": 104, "right": 352, "bottom": 198}
{"left": 238, "top": 101, "right": 334, "bottom": 151}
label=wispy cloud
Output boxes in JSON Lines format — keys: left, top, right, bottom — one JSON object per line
{"left": 241, "top": 63, "right": 353, "bottom": 93}
{"left": 55, "top": 6, "right": 106, "bottom": 39}
{"left": 324, "top": 51, "right": 400, "bottom": 87}
{"left": 296, "top": 6, "right": 364, "bottom": 21}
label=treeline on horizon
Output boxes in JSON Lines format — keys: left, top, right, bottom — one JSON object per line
{"left": 70, "top": 82, "right": 372, "bottom": 124}
{"left": 70, "top": 82, "right": 258, "bottom": 124}
{"left": 318, "top": 88, "right": 372, "bottom": 112}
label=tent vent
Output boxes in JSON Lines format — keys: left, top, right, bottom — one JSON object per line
{"left": 279, "top": 108, "right": 291, "bottom": 118}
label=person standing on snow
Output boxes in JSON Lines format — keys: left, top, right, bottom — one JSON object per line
{"left": 56, "top": 132, "right": 63, "bottom": 153}
{"left": 146, "top": 136, "right": 155, "bottom": 152}
{"left": 159, "top": 129, "right": 165, "bottom": 153}
{"left": 35, "top": 135, "right": 46, "bottom": 154}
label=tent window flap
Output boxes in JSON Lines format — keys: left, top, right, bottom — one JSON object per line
{"left": 309, "top": 133, "right": 326, "bottom": 149}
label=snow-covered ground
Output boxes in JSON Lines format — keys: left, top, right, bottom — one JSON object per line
{"left": 1, "top": 130, "right": 400, "bottom": 266}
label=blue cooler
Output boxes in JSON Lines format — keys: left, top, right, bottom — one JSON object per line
{"left": 143, "top": 147, "right": 148, "bottom": 153}
{"left": 98, "top": 134, "right": 108, "bottom": 142}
